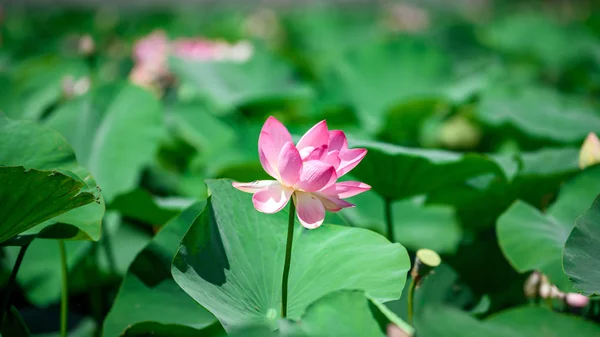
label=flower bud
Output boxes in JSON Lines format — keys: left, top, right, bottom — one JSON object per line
{"left": 565, "top": 293, "right": 590, "bottom": 308}
{"left": 523, "top": 271, "right": 541, "bottom": 299}
{"left": 411, "top": 249, "right": 441, "bottom": 279}
{"left": 579, "top": 132, "right": 600, "bottom": 169}
{"left": 78, "top": 34, "right": 95, "bottom": 56}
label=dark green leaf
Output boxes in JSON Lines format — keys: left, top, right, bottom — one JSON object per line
{"left": 283, "top": 290, "right": 413, "bottom": 337}
{"left": 331, "top": 38, "right": 450, "bottom": 132}
{"left": 419, "top": 306, "right": 600, "bottom": 337}
{"left": 166, "top": 100, "right": 235, "bottom": 156}
{"left": 498, "top": 166, "right": 600, "bottom": 290}
{"left": 0, "top": 167, "right": 97, "bottom": 243}
{"left": 109, "top": 189, "right": 186, "bottom": 226}
{"left": 341, "top": 190, "right": 462, "bottom": 254}
{"left": 478, "top": 85, "right": 600, "bottom": 144}
{"left": 563, "top": 194, "right": 600, "bottom": 295}
{"left": 1, "top": 306, "right": 31, "bottom": 337}
{"left": 170, "top": 50, "right": 313, "bottom": 114}
{"left": 349, "top": 140, "right": 507, "bottom": 201}
{"left": 103, "top": 202, "right": 218, "bottom": 337}
{"left": 0, "top": 117, "right": 103, "bottom": 241}
{"left": 45, "top": 83, "right": 163, "bottom": 202}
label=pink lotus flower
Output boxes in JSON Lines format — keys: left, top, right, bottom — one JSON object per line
{"left": 233, "top": 116, "right": 371, "bottom": 229}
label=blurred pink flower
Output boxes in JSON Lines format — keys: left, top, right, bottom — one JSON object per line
{"left": 132, "top": 30, "right": 170, "bottom": 73}
{"left": 129, "top": 30, "right": 253, "bottom": 91}
{"left": 129, "top": 30, "right": 171, "bottom": 90}
{"left": 565, "top": 293, "right": 590, "bottom": 308}
{"left": 233, "top": 116, "right": 370, "bottom": 229}
{"left": 171, "top": 38, "right": 224, "bottom": 61}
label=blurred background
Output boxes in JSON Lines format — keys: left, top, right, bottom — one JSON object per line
{"left": 2, "top": 0, "right": 600, "bottom": 336}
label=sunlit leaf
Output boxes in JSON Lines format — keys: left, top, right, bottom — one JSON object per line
{"left": 172, "top": 179, "right": 409, "bottom": 332}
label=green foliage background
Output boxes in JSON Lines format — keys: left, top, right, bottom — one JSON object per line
{"left": 2, "top": 1, "right": 600, "bottom": 336}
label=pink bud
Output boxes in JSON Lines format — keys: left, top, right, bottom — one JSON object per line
{"left": 566, "top": 293, "right": 590, "bottom": 308}
{"left": 387, "top": 323, "right": 412, "bottom": 337}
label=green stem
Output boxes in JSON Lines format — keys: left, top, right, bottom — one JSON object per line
{"left": 1, "top": 242, "right": 31, "bottom": 325}
{"left": 281, "top": 200, "right": 296, "bottom": 318}
{"left": 407, "top": 276, "right": 419, "bottom": 325}
{"left": 58, "top": 240, "right": 68, "bottom": 337}
{"left": 384, "top": 198, "right": 394, "bottom": 242}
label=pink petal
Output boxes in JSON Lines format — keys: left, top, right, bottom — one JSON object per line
{"left": 316, "top": 193, "right": 355, "bottom": 212}
{"left": 303, "top": 145, "right": 328, "bottom": 161}
{"left": 297, "top": 120, "right": 329, "bottom": 152}
{"left": 252, "top": 183, "right": 292, "bottom": 214}
{"left": 333, "top": 181, "right": 371, "bottom": 198}
{"left": 295, "top": 160, "right": 337, "bottom": 192}
{"left": 337, "top": 148, "right": 367, "bottom": 177}
{"left": 566, "top": 293, "right": 590, "bottom": 308}
{"left": 323, "top": 150, "right": 341, "bottom": 169}
{"left": 294, "top": 192, "right": 326, "bottom": 229}
{"left": 278, "top": 141, "right": 302, "bottom": 186}
{"left": 258, "top": 117, "right": 293, "bottom": 179}
{"left": 328, "top": 130, "right": 348, "bottom": 152}
{"left": 232, "top": 180, "right": 277, "bottom": 193}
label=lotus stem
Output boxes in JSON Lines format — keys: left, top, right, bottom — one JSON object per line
{"left": 281, "top": 200, "right": 296, "bottom": 318}
{"left": 0, "top": 241, "right": 31, "bottom": 326}
{"left": 407, "top": 276, "right": 418, "bottom": 325}
{"left": 408, "top": 249, "right": 442, "bottom": 325}
{"left": 59, "top": 240, "right": 68, "bottom": 337}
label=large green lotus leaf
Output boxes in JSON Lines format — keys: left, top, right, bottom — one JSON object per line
{"left": 418, "top": 305, "right": 600, "bottom": 337}
{"left": 349, "top": 140, "right": 507, "bottom": 201}
{"left": 519, "top": 148, "right": 580, "bottom": 177}
{"left": 0, "top": 167, "right": 97, "bottom": 243}
{"left": 563, "top": 194, "right": 600, "bottom": 295}
{"left": 165, "top": 100, "right": 236, "bottom": 157}
{"left": 341, "top": 190, "right": 462, "bottom": 253}
{"left": 103, "top": 202, "right": 218, "bottom": 337}
{"left": 3, "top": 55, "right": 88, "bottom": 120}
{"left": 427, "top": 148, "right": 580, "bottom": 232}
{"left": 485, "top": 307, "right": 600, "bottom": 337}
{"left": 109, "top": 188, "right": 191, "bottom": 227}
{"left": 417, "top": 306, "right": 507, "bottom": 337}
{"left": 513, "top": 147, "right": 580, "bottom": 208}
{"left": 229, "top": 290, "right": 413, "bottom": 337}
{"left": 282, "top": 290, "right": 413, "bottom": 337}
{"left": 497, "top": 166, "right": 600, "bottom": 290}
{"left": 331, "top": 38, "right": 451, "bottom": 132}
{"left": 172, "top": 179, "right": 409, "bottom": 332}
{"left": 481, "top": 13, "right": 595, "bottom": 69}
{"left": 425, "top": 172, "right": 515, "bottom": 233}
{"left": 169, "top": 50, "right": 314, "bottom": 114}
{"left": 285, "top": 4, "right": 377, "bottom": 68}
{"left": 45, "top": 83, "right": 163, "bottom": 202}
{"left": 477, "top": 85, "right": 600, "bottom": 144}
{"left": 0, "top": 118, "right": 103, "bottom": 241}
